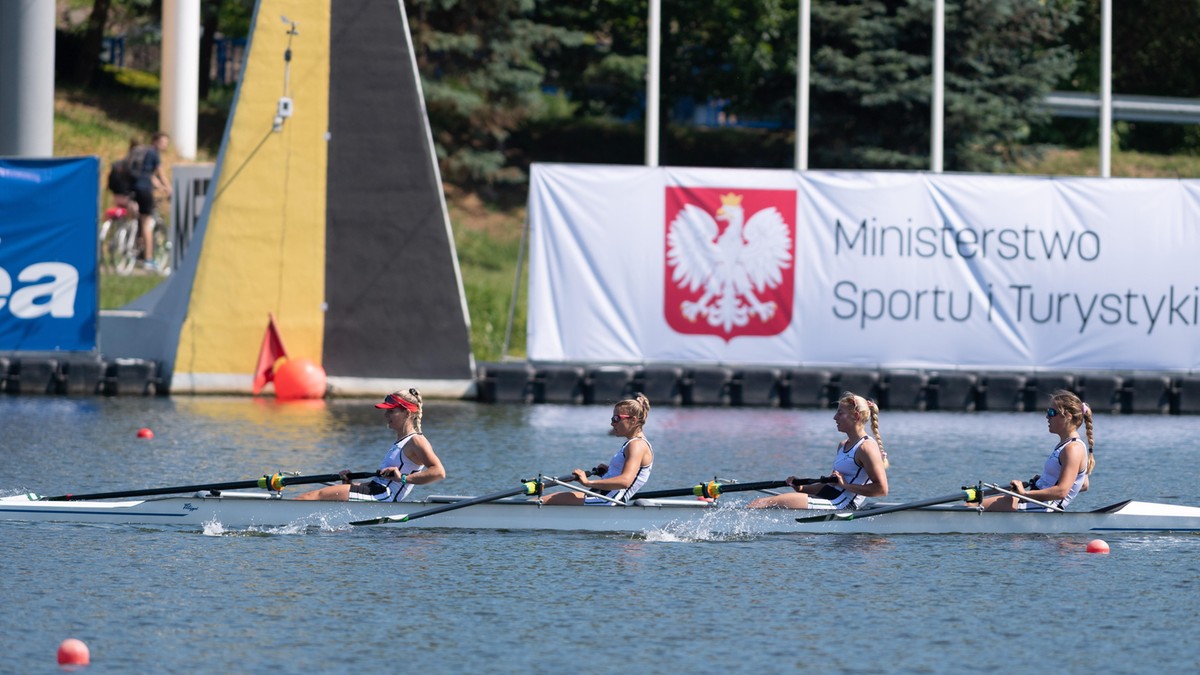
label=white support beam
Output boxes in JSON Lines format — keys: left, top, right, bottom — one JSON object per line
{"left": 794, "top": 0, "right": 810, "bottom": 171}
{"left": 0, "top": 0, "right": 55, "bottom": 157}
{"left": 645, "top": 0, "right": 661, "bottom": 167}
{"left": 161, "top": 0, "right": 201, "bottom": 160}
{"left": 931, "top": 0, "right": 944, "bottom": 173}
{"left": 1100, "top": 0, "right": 1112, "bottom": 177}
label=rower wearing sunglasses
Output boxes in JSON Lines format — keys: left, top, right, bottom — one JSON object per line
{"left": 541, "top": 393, "right": 653, "bottom": 505}
{"left": 981, "top": 389, "right": 1096, "bottom": 512}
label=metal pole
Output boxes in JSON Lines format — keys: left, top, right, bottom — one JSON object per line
{"left": 1099, "top": 0, "right": 1112, "bottom": 178}
{"left": 645, "top": 0, "right": 661, "bottom": 167}
{"left": 161, "top": 0, "right": 201, "bottom": 160}
{"left": 931, "top": 0, "right": 944, "bottom": 173}
{"left": 795, "top": 0, "right": 810, "bottom": 171}
{"left": 0, "top": 0, "right": 56, "bottom": 157}
{"left": 500, "top": 215, "right": 529, "bottom": 361}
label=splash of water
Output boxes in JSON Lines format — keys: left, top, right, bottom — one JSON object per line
{"left": 642, "top": 503, "right": 783, "bottom": 542}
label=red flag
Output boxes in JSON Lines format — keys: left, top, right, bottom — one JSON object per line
{"left": 252, "top": 313, "right": 290, "bottom": 394}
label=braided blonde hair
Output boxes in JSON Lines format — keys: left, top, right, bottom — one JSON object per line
{"left": 1051, "top": 389, "right": 1094, "bottom": 475}
{"left": 840, "top": 391, "right": 887, "bottom": 468}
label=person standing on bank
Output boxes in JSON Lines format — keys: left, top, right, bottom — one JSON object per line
{"left": 748, "top": 391, "right": 889, "bottom": 510}
{"left": 296, "top": 389, "right": 445, "bottom": 501}
{"left": 541, "top": 393, "right": 653, "bottom": 505}
{"left": 981, "top": 390, "right": 1095, "bottom": 512}
{"left": 130, "top": 132, "right": 172, "bottom": 270}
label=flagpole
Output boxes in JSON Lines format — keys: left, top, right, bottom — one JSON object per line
{"left": 931, "top": 0, "right": 944, "bottom": 173}
{"left": 645, "top": 0, "right": 661, "bottom": 167}
{"left": 795, "top": 0, "right": 810, "bottom": 171}
{"left": 1099, "top": 0, "right": 1112, "bottom": 178}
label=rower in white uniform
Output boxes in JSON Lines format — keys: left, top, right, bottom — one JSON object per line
{"left": 748, "top": 391, "right": 889, "bottom": 510}
{"left": 296, "top": 389, "right": 446, "bottom": 501}
{"left": 981, "top": 389, "right": 1095, "bottom": 512}
{"left": 542, "top": 393, "right": 653, "bottom": 505}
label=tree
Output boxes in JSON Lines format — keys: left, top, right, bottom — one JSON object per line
{"left": 407, "top": 0, "right": 588, "bottom": 187}
{"left": 72, "top": 0, "right": 115, "bottom": 85}
{"left": 527, "top": 0, "right": 1079, "bottom": 172}
{"left": 532, "top": 2, "right": 650, "bottom": 120}
{"left": 199, "top": 0, "right": 254, "bottom": 101}
{"left": 1059, "top": 0, "right": 1200, "bottom": 154}
{"left": 806, "top": 0, "right": 1080, "bottom": 171}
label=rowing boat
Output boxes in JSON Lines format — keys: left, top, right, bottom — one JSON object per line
{"left": 2, "top": 490, "right": 1199, "bottom": 534}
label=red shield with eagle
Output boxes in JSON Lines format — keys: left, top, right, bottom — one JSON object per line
{"left": 664, "top": 187, "right": 796, "bottom": 340}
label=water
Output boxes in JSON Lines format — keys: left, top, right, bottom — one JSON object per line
{"left": 2, "top": 396, "right": 1198, "bottom": 672}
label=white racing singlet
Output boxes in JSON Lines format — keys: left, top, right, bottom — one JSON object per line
{"left": 1022, "top": 437, "right": 1088, "bottom": 511}
{"left": 809, "top": 436, "right": 873, "bottom": 510}
{"left": 584, "top": 437, "right": 653, "bottom": 505}
{"left": 348, "top": 434, "right": 425, "bottom": 502}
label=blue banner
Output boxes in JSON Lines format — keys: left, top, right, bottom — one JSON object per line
{"left": 0, "top": 157, "right": 99, "bottom": 351}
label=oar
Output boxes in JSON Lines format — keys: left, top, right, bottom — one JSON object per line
{"left": 796, "top": 484, "right": 994, "bottom": 523}
{"left": 41, "top": 471, "right": 379, "bottom": 502}
{"left": 634, "top": 475, "right": 836, "bottom": 501}
{"left": 982, "top": 482, "right": 1066, "bottom": 512}
{"left": 349, "top": 473, "right": 581, "bottom": 527}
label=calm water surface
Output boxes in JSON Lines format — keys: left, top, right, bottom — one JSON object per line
{"left": 2, "top": 396, "right": 1198, "bottom": 672}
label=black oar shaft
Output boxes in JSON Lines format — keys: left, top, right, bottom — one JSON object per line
{"left": 796, "top": 485, "right": 994, "bottom": 523}
{"left": 399, "top": 484, "right": 536, "bottom": 522}
{"left": 635, "top": 476, "right": 833, "bottom": 500}
{"left": 351, "top": 473, "right": 581, "bottom": 526}
{"left": 848, "top": 490, "right": 976, "bottom": 518}
{"left": 43, "top": 472, "right": 378, "bottom": 502}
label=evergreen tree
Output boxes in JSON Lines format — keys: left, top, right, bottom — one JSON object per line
{"left": 530, "top": 0, "right": 1080, "bottom": 172}
{"left": 407, "top": 0, "right": 588, "bottom": 186}
{"left": 1060, "top": 0, "right": 1200, "bottom": 154}
{"left": 809, "top": 0, "right": 1079, "bottom": 171}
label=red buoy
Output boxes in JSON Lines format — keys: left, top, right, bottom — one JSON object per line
{"left": 57, "top": 638, "right": 90, "bottom": 666}
{"left": 136, "top": 427, "right": 154, "bottom": 439}
{"left": 1086, "top": 539, "right": 1110, "bottom": 554}
{"left": 273, "top": 358, "right": 327, "bottom": 401}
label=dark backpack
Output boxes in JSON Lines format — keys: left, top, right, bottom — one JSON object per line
{"left": 107, "top": 158, "right": 134, "bottom": 194}
{"left": 127, "top": 145, "right": 151, "bottom": 177}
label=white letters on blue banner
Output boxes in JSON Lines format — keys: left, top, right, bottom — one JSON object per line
{"left": 0, "top": 158, "right": 99, "bottom": 351}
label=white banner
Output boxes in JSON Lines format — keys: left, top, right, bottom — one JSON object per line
{"left": 527, "top": 164, "right": 1200, "bottom": 371}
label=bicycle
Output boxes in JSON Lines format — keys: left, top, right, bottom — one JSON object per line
{"left": 99, "top": 199, "right": 172, "bottom": 276}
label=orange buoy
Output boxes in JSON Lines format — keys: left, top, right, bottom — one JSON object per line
{"left": 273, "top": 358, "right": 327, "bottom": 401}
{"left": 57, "top": 638, "right": 90, "bottom": 666}
{"left": 136, "top": 427, "right": 154, "bottom": 439}
{"left": 1086, "top": 539, "right": 1110, "bottom": 554}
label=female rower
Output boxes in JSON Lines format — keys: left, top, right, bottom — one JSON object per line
{"left": 295, "top": 389, "right": 445, "bottom": 501}
{"left": 981, "top": 389, "right": 1095, "bottom": 511}
{"left": 541, "top": 393, "right": 653, "bottom": 505}
{"left": 748, "top": 391, "right": 889, "bottom": 510}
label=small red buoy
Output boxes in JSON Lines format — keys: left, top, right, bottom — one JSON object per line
{"left": 136, "top": 427, "right": 154, "bottom": 439}
{"left": 273, "top": 358, "right": 327, "bottom": 401}
{"left": 1086, "top": 539, "right": 1110, "bottom": 554}
{"left": 57, "top": 638, "right": 90, "bottom": 666}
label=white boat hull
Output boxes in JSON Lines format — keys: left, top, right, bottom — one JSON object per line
{"left": 3, "top": 492, "right": 1200, "bottom": 535}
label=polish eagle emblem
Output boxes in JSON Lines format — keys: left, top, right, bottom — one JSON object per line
{"left": 665, "top": 192, "right": 794, "bottom": 335}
